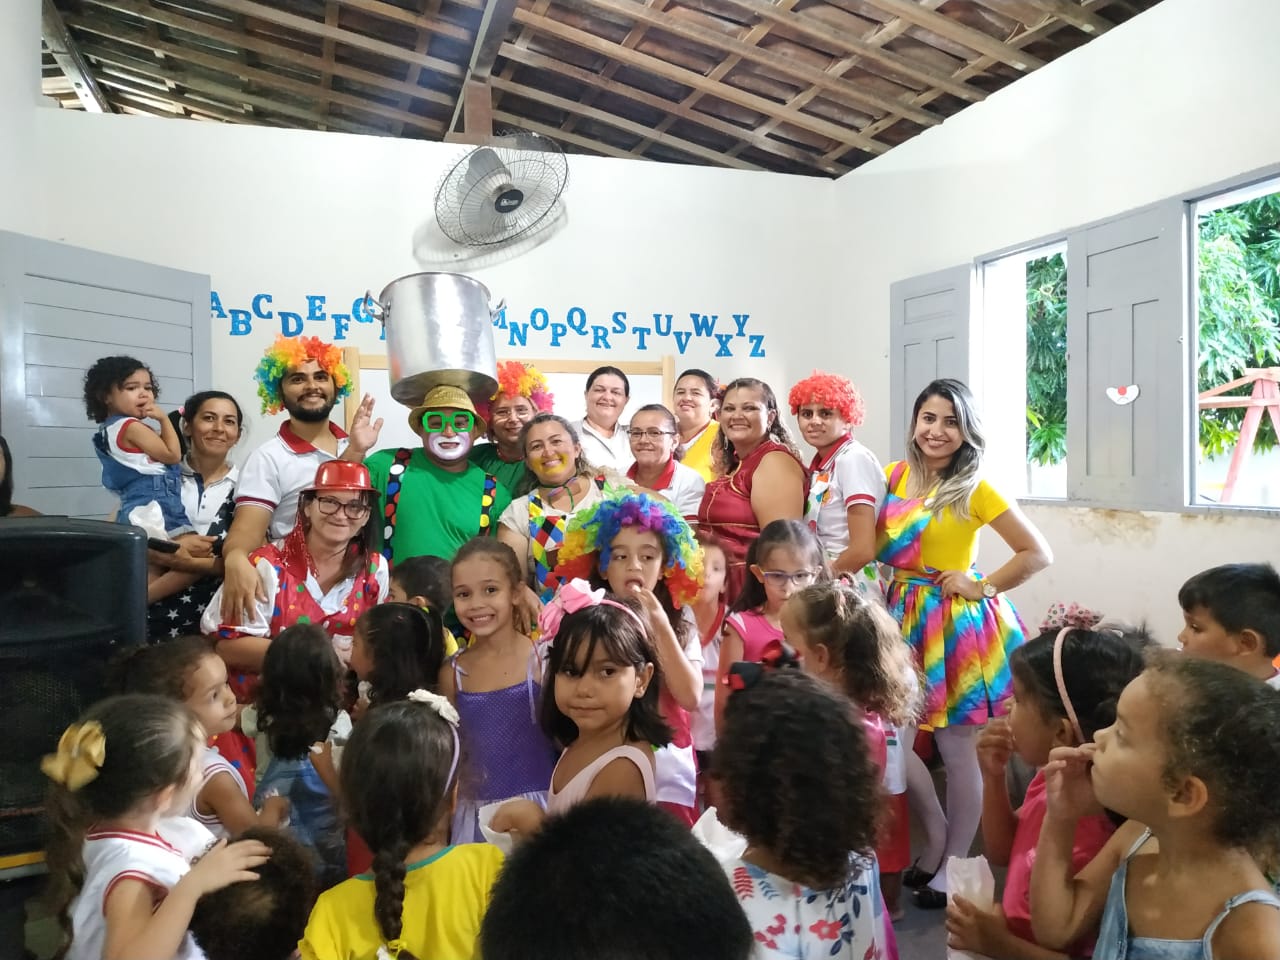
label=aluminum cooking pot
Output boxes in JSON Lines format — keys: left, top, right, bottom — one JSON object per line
{"left": 363, "top": 272, "right": 502, "bottom": 406}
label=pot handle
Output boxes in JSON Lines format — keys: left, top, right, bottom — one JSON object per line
{"left": 362, "top": 291, "right": 387, "bottom": 326}
{"left": 490, "top": 298, "right": 507, "bottom": 324}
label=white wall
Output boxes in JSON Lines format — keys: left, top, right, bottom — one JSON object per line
{"left": 0, "top": 3, "right": 40, "bottom": 236}
{"left": 26, "top": 109, "right": 838, "bottom": 451}
{"left": 832, "top": 0, "right": 1280, "bottom": 641}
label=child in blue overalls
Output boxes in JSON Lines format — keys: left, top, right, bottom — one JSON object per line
{"left": 83, "top": 355, "right": 191, "bottom": 543}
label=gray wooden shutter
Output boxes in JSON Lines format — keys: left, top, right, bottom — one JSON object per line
{"left": 1065, "top": 202, "right": 1188, "bottom": 508}
{"left": 889, "top": 264, "right": 975, "bottom": 455}
{"left": 0, "top": 232, "right": 211, "bottom": 518}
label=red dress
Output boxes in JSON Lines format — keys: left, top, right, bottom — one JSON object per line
{"left": 696, "top": 440, "right": 809, "bottom": 601}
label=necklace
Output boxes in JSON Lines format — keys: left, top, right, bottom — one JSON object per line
{"left": 541, "top": 475, "right": 580, "bottom": 511}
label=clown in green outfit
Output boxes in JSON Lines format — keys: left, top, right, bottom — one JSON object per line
{"left": 359, "top": 385, "right": 513, "bottom": 565}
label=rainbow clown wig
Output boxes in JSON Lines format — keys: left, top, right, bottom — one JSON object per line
{"left": 480, "top": 360, "right": 555, "bottom": 421}
{"left": 253, "top": 334, "right": 353, "bottom": 416}
{"left": 787, "top": 370, "right": 866, "bottom": 427}
{"left": 553, "top": 491, "right": 704, "bottom": 607}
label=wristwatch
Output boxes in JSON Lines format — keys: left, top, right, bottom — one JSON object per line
{"left": 980, "top": 578, "right": 998, "bottom": 599}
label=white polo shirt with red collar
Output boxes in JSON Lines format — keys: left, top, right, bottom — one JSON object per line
{"left": 805, "top": 435, "right": 885, "bottom": 560}
{"left": 235, "top": 421, "right": 349, "bottom": 539}
{"left": 627, "top": 458, "right": 706, "bottom": 520}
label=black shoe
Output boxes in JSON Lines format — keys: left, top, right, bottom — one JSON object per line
{"left": 913, "top": 887, "right": 948, "bottom": 910}
{"left": 902, "top": 860, "right": 938, "bottom": 890}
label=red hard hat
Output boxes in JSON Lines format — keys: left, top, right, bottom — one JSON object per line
{"left": 307, "top": 460, "right": 374, "bottom": 493}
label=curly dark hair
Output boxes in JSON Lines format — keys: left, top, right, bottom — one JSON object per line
{"left": 190, "top": 827, "right": 318, "bottom": 960}
{"left": 82, "top": 355, "right": 157, "bottom": 423}
{"left": 354, "top": 602, "right": 447, "bottom": 704}
{"left": 541, "top": 598, "right": 672, "bottom": 749}
{"left": 732, "top": 519, "right": 827, "bottom": 614}
{"left": 256, "top": 624, "right": 343, "bottom": 760}
{"left": 711, "top": 378, "right": 801, "bottom": 476}
{"left": 786, "top": 581, "right": 920, "bottom": 727}
{"left": 45, "top": 696, "right": 202, "bottom": 957}
{"left": 1142, "top": 651, "right": 1280, "bottom": 870}
{"left": 341, "top": 699, "right": 459, "bottom": 960}
{"left": 108, "top": 635, "right": 216, "bottom": 702}
{"left": 1011, "top": 623, "right": 1150, "bottom": 743}
{"left": 713, "top": 669, "right": 880, "bottom": 889}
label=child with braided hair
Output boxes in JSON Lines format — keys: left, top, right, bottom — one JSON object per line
{"left": 300, "top": 692, "right": 503, "bottom": 960}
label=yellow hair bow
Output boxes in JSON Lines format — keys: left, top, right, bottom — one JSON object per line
{"left": 41, "top": 721, "right": 106, "bottom": 792}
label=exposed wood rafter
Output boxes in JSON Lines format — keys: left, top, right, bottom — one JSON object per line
{"left": 41, "top": 0, "right": 112, "bottom": 112}
{"left": 40, "top": 0, "right": 1160, "bottom": 177}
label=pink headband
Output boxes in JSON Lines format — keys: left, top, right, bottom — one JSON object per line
{"left": 538, "top": 578, "right": 647, "bottom": 643}
{"left": 1053, "top": 628, "right": 1084, "bottom": 744}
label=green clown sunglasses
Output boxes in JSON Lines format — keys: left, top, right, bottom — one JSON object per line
{"left": 421, "top": 410, "right": 475, "bottom": 433}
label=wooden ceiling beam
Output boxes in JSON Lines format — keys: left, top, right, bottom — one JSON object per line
{"left": 76, "top": 31, "right": 440, "bottom": 135}
{"left": 488, "top": 74, "right": 761, "bottom": 170}
{"left": 819, "top": 0, "right": 1115, "bottom": 164}
{"left": 578, "top": 0, "right": 941, "bottom": 127}
{"left": 94, "top": 67, "right": 387, "bottom": 135}
{"left": 197, "top": 0, "right": 465, "bottom": 81}
{"left": 326, "top": 0, "right": 473, "bottom": 44}
{"left": 628, "top": 0, "right": 790, "bottom": 160}
{"left": 724, "top": 0, "right": 948, "bottom": 159}
{"left": 447, "top": 0, "right": 518, "bottom": 135}
{"left": 855, "top": 0, "right": 1046, "bottom": 72}
{"left": 393, "top": 0, "right": 441, "bottom": 137}
{"left": 716, "top": 0, "right": 985, "bottom": 103}
{"left": 78, "top": 0, "right": 455, "bottom": 109}
{"left": 41, "top": 0, "right": 113, "bottom": 113}
{"left": 494, "top": 108, "right": 634, "bottom": 160}
{"left": 559, "top": 0, "right": 666, "bottom": 138}
{"left": 499, "top": 43, "right": 846, "bottom": 175}
{"left": 510, "top": 7, "right": 886, "bottom": 156}
{"left": 1022, "top": 0, "right": 1113, "bottom": 35}
{"left": 320, "top": 1, "right": 338, "bottom": 127}
{"left": 111, "top": 88, "right": 265, "bottom": 125}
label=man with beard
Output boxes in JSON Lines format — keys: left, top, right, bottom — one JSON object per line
{"left": 469, "top": 360, "right": 554, "bottom": 495}
{"left": 218, "top": 335, "right": 381, "bottom": 621}
{"left": 361, "top": 384, "right": 513, "bottom": 565}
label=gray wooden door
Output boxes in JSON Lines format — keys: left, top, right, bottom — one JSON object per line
{"left": 0, "top": 232, "right": 211, "bottom": 518}
{"left": 1065, "top": 201, "right": 1187, "bottom": 508}
{"left": 889, "top": 264, "right": 975, "bottom": 457}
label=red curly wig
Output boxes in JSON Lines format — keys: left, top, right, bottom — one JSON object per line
{"left": 788, "top": 371, "right": 865, "bottom": 427}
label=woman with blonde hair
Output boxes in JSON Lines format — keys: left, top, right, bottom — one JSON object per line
{"left": 877, "top": 378, "right": 1051, "bottom": 909}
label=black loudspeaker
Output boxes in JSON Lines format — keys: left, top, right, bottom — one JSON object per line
{"left": 0, "top": 518, "right": 146, "bottom": 866}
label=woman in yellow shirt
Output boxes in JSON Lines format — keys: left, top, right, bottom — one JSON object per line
{"left": 300, "top": 693, "right": 503, "bottom": 960}
{"left": 876, "top": 379, "right": 1051, "bottom": 910}
{"left": 672, "top": 369, "right": 721, "bottom": 482}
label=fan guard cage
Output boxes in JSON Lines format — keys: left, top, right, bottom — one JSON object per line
{"left": 435, "top": 130, "right": 568, "bottom": 246}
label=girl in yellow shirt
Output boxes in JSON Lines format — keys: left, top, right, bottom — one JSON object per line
{"left": 300, "top": 693, "right": 503, "bottom": 960}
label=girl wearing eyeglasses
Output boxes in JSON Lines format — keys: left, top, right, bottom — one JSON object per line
{"left": 625, "top": 404, "right": 706, "bottom": 519}
{"left": 713, "top": 519, "right": 827, "bottom": 732}
{"left": 202, "top": 460, "right": 389, "bottom": 783}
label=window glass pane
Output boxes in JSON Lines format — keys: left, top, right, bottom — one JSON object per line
{"left": 982, "top": 244, "right": 1067, "bottom": 499}
{"left": 1194, "top": 185, "right": 1280, "bottom": 508}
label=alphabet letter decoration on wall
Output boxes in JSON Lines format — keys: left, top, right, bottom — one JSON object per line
{"left": 211, "top": 290, "right": 768, "bottom": 359}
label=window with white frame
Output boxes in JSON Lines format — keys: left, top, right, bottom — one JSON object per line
{"left": 982, "top": 244, "right": 1068, "bottom": 500}
{"left": 1192, "top": 179, "right": 1280, "bottom": 509}
{"left": 898, "top": 172, "right": 1280, "bottom": 514}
